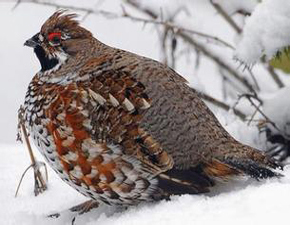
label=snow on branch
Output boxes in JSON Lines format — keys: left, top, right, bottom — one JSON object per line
{"left": 235, "top": 0, "right": 290, "bottom": 64}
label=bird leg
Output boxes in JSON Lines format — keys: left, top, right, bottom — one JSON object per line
{"left": 15, "top": 105, "right": 48, "bottom": 197}
{"left": 69, "top": 204, "right": 96, "bottom": 225}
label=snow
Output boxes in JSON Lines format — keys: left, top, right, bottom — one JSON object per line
{"left": 262, "top": 86, "right": 290, "bottom": 137}
{"left": 235, "top": 0, "right": 290, "bottom": 64}
{"left": 1, "top": 143, "right": 290, "bottom": 225}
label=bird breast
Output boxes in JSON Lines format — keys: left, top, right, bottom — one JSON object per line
{"left": 23, "top": 76, "right": 159, "bottom": 205}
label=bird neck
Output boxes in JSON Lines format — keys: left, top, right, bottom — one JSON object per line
{"left": 34, "top": 45, "right": 58, "bottom": 72}
{"left": 34, "top": 46, "right": 68, "bottom": 77}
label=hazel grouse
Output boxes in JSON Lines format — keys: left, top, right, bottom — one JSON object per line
{"left": 22, "top": 11, "right": 281, "bottom": 212}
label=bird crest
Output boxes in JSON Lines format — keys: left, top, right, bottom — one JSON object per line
{"left": 40, "top": 10, "right": 92, "bottom": 39}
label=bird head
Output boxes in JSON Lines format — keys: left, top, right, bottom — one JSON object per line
{"left": 24, "top": 10, "right": 92, "bottom": 73}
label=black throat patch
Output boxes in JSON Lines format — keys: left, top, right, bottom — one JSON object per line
{"left": 34, "top": 45, "right": 59, "bottom": 72}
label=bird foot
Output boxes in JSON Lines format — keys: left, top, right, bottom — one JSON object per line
{"left": 47, "top": 200, "right": 99, "bottom": 225}
{"left": 47, "top": 200, "right": 99, "bottom": 218}
{"left": 69, "top": 200, "right": 100, "bottom": 214}
{"left": 32, "top": 161, "right": 48, "bottom": 196}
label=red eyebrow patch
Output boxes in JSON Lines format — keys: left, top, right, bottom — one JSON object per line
{"left": 48, "top": 32, "right": 61, "bottom": 41}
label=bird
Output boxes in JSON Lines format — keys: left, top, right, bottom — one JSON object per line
{"left": 22, "top": 11, "right": 281, "bottom": 214}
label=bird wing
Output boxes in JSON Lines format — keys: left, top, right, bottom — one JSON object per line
{"left": 79, "top": 53, "right": 224, "bottom": 193}
{"left": 81, "top": 52, "right": 232, "bottom": 171}
{"left": 126, "top": 56, "right": 229, "bottom": 169}
{"left": 125, "top": 55, "right": 281, "bottom": 180}
{"left": 78, "top": 50, "right": 280, "bottom": 198}
{"left": 82, "top": 60, "right": 174, "bottom": 175}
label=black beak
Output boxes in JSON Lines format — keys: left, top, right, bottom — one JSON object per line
{"left": 24, "top": 33, "right": 40, "bottom": 48}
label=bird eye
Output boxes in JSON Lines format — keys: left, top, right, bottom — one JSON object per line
{"left": 48, "top": 32, "right": 62, "bottom": 46}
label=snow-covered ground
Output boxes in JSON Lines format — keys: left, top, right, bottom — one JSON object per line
{"left": 1, "top": 0, "right": 290, "bottom": 224}
{"left": 1, "top": 143, "right": 290, "bottom": 225}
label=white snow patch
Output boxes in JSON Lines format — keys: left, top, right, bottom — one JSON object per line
{"left": 235, "top": 0, "right": 290, "bottom": 63}
{"left": 262, "top": 86, "right": 290, "bottom": 137}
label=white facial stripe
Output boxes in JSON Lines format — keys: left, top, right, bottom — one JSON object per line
{"left": 61, "top": 33, "right": 70, "bottom": 40}
{"left": 38, "top": 33, "right": 44, "bottom": 42}
{"left": 54, "top": 51, "right": 68, "bottom": 63}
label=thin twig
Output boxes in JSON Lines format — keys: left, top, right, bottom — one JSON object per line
{"left": 219, "top": 68, "right": 245, "bottom": 94}
{"left": 16, "top": 106, "right": 48, "bottom": 197}
{"left": 260, "top": 57, "right": 285, "bottom": 88}
{"left": 247, "top": 104, "right": 260, "bottom": 126}
{"left": 247, "top": 68, "right": 260, "bottom": 91}
{"left": 20, "top": 118, "right": 36, "bottom": 165}
{"left": 266, "top": 64, "right": 285, "bottom": 88}
{"left": 125, "top": 0, "right": 256, "bottom": 93}
{"left": 181, "top": 31, "right": 256, "bottom": 92}
{"left": 170, "top": 33, "right": 177, "bottom": 69}
{"left": 15, "top": 0, "right": 234, "bottom": 50}
{"left": 198, "top": 92, "right": 246, "bottom": 120}
{"left": 15, "top": 165, "right": 33, "bottom": 197}
{"left": 235, "top": 93, "right": 263, "bottom": 106}
{"left": 239, "top": 94, "right": 281, "bottom": 133}
{"left": 210, "top": 0, "right": 242, "bottom": 34}
{"left": 12, "top": 0, "right": 21, "bottom": 10}
{"left": 161, "top": 26, "right": 170, "bottom": 65}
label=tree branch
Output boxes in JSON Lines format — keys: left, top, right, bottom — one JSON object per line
{"left": 15, "top": 0, "right": 234, "bottom": 49}
{"left": 210, "top": 0, "right": 242, "bottom": 34}
{"left": 266, "top": 63, "right": 285, "bottom": 88}
{"left": 199, "top": 92, "right": 247, "bottom": 120}
{"left": 125, "top": 0, "right": 256, "bottom": 93}
{"left": 236, "top": 94, "right": 284, "bottom": 135}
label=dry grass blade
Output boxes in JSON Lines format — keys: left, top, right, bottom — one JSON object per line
{"left": 15, "top": 106, "right": 48, "bottom": 197}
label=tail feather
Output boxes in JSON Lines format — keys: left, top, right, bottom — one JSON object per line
{"left": 222, "top": 158, "right": 281, "bottom": 179}
{"left": 156, "top": 145, "right": 283, "bottom": 197}
{"left": 158, "top": 167, "right": 214, "bottom": 195}
{"left": 244, "top": 146, "right": 283, "bottom": 170}
{"left": 202, "top": 160, "right": 240, "bottom": 179}
{"left": 213, "top": 144, "right": 283, "bottom": 179}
